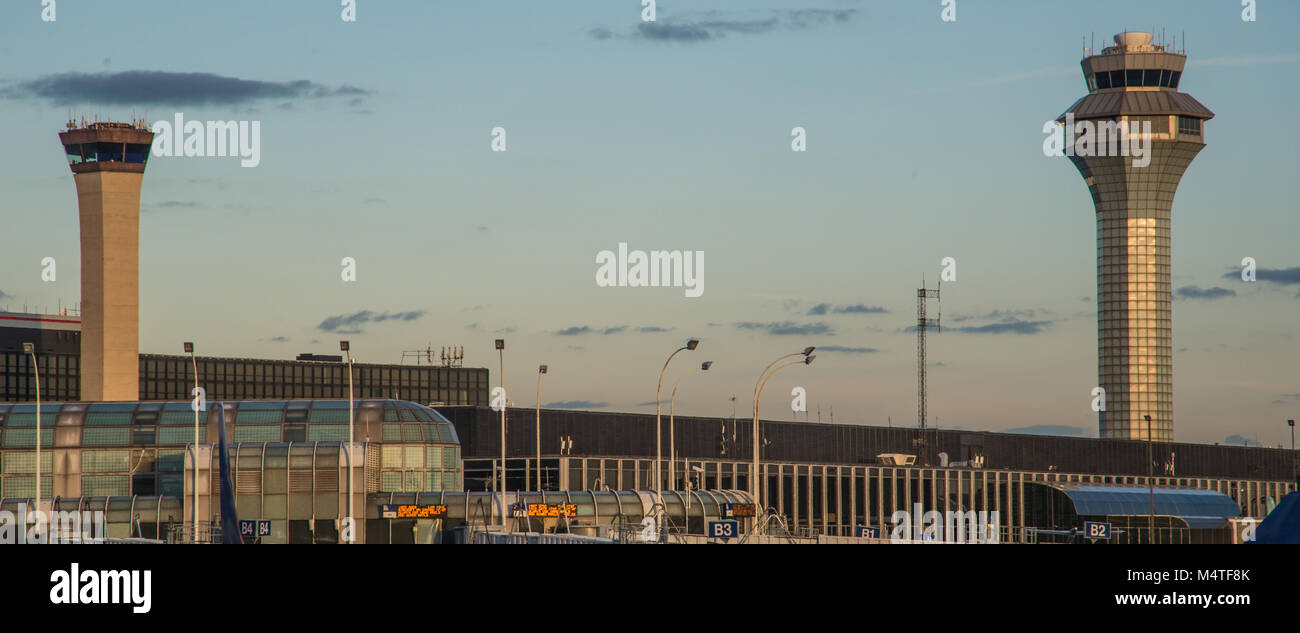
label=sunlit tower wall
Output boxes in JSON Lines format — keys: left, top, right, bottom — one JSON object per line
{"left": 1057, "top": 33, "right": 1213, "bottom": 442}
{"left": 57, "top": 121, "right": 154, "bottom": 401}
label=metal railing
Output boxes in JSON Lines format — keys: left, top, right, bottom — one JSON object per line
{"left": 167, "top": 522, "right": 224, "bottom": 544}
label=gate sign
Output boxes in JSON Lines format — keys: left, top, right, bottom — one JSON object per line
{"left": 855, "top": 526, "right": 881, "bottom": 539}
{"left": 708, "top": 520, "right": 740, "bottom": 539}
{"left": 1084, "top": 521, "right": 1111, "bottom": 539}
{"left": 239, "top": 519, "right": 271, "bottom": 539}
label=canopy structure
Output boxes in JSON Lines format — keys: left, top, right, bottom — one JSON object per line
{"left": 1250, "top": 491, "right": 1300, "bottom": 544}
{"left": 1050, "top": 483, "right": 1241, "bottom": 529}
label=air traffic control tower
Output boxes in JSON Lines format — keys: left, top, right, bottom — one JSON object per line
{"left": 58, "top": 120, "right": 154, "bottom": 401}
{"left": 1058, "top": 33, "right": 1213, "bottom": 442}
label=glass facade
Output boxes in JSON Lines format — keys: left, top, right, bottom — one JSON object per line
{"left": 0, "top": 399, "right": 463, "bottom": 543}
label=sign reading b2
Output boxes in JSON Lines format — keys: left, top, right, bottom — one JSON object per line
{"left": 1084, "top": 521, "right": 1111, "bottom": 539}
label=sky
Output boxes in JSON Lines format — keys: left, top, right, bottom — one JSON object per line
{"left": 0, "top": 0, "right": 1297, "bottom": 447}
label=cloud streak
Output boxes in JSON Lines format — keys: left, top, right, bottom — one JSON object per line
{"left": 1223, "top": 266, "right": 1300, "bottom": 285}
{"left": 597, "top": 8, "right": 855, "bottom": 43}
{"left": 951, "top": 319, "right": 1051, "bottom": 335}
{"left": 2, "top": 70, "right": 368, "bottom": 106}
{"left": 316, "top": 309, "right": 427, "bottom": 334}
{"left": 817, "top": 345, "right": 877, "bottom": 354}
{"left": 1175, "top": 285, "right": 1235, "bottom": 300}
{"left": 735, "top": 321, "right": 833, "bottom": 336}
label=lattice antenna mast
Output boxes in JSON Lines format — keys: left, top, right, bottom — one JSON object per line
{"left": 917, "top": 277, "right": 941, "bottom": 430}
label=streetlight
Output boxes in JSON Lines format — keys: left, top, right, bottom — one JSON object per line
{"left": 184, "top": 341, "right": 198, "bottom": 542}
{"left": 495, "top": 338, "right": 506, "bottom": 530}
{"left": 752, "top": 347, "right": 815, "bottom": 508}
{"left": 670, "top": 361, "right": 711, "bottom": 490}
{"left": 656, "top": 339, "right": 698, "bottom": 491}
{"left": 340, "top": 340, "right": 354, "bottom": 543}
{"left": 1288, "top": 419, "right": 1295, "bottom": 485}
{"left": 23, "top": 343, "right": 42, "bottom": 532}
{"left": 1146, "top": 413, "right": 1154, "bottom": 544}
{"left": 536, "top": 364, "right": 547, "bottom": 492}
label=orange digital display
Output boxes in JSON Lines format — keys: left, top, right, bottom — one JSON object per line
{"left": 394, "top": 504, "right": 447, "bottom": 518}
{"left": 730, "top": 503, "right": 757, "bottom": 517}
{"left": 527, "top": 503, "right": 577, "bottom": 518}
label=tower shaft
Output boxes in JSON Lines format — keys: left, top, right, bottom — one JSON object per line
{"left": 59, "top": 121, "right": 153, "bottom": 401}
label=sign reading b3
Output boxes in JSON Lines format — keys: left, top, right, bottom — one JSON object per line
{"left": 708, "top": 520, "right": 739, "bottom": 539}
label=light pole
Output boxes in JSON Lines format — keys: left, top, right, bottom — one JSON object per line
{"left": 184, "top": 341, "right": 198, "bottom": 542}
{"left": 496, "top": 339, "right": 506, "bottom": 529}
{"left": 1146, "top": 413, "right": 1154, "bottom": 544}
{"left": 340, "top": 341, "right": 354, "bottom": 543}
{"left": 1289, "top": 419, "right": 1295, "bottom": 485}
{"left": 752, "top": 347, "right": 815, "bottom": 508}
{"left": 536, "top": 364, "right": 547, "bottom": 492}
{"left": 656, "top": 339, "right": 698, "bottom": 491}
{"left": 23, "top": 343, "right": 42, "bottom": 531}
{"left": 670, "top": 361, "right": 711, "bottom": 490}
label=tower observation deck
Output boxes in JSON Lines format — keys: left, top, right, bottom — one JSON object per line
{"left": 1056, "top": 33, "right": 1214, "bottom": 442}
{"left": 58, "top": 120, "right": 154, "bottom": 401}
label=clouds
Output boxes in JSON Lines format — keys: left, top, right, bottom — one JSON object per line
{"left": 948, "top": 309, "right": 1042, "bottom": 323}
{"left": 316, "top": 309, "right": 427, "bottom": 334}
{"left": 817, "top": 345, "right": 877, "bottom": 354}
{"left": 1175, "top": 285, "right": 1235, "bottom": 300}
{"left": 735, "top": 321, "right": 833, "bottom": 336}
{"left": 805, "top": 303, "right": 883, "bottom": 316}
{"left": 951, "top": 319, "right": 1051, "bottom": 335}
{"left": 834, "top": 304, "right": 887, "bottom": 314}
{"left": 1222, "top": 265, "right": 1300, "bottom": 285}
{"left": 554, "top": 326, "right": 592, "bottom": 336}
{"left": 553, "top": 325, "right": 674, "bottom": 336}
{"left": 2, "top": 70, "right": 368, "bottom": 106}
{"left": 594, "top": 8, "right": 855, "bottom": 43}
{"left": 544, "top": 400, "right": 609, "bottom": 409}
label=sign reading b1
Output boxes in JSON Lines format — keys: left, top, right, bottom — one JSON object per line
{"left": 855, "top": 526, "right": 881, "bottom": 538}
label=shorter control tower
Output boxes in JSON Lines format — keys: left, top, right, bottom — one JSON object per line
{"left": 58, "top": 120, "right": 154, "bottom": 401}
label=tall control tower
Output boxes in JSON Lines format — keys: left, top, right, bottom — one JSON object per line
{"left": 58, "top": 120, "right": 154, "bottom": 401}
{"left": 1058, "top": 33, "right": 1213, "bottom": 442}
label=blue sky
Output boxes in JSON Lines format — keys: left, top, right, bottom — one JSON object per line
{"left": 1, "top": 0, "right": 1297, "bottom": 446}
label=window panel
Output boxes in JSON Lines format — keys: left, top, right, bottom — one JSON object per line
{"left": 233, "top": 425, "right": 281, "bottom": 443}
{"left": 82, "top": 450, "right": 131, "bottom": 472}
{"left": 3, "top": 451, "right": 54, "bottom": 473}
{"left": 307, "top": 425, "right": 348, "bottom": 442}
{"left": 157, "top": 426, "right": 207, "bottom": 444}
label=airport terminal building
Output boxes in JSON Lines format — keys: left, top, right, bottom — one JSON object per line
{"left": 0, "top": 398, "right": 1292, "bottom": 544}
